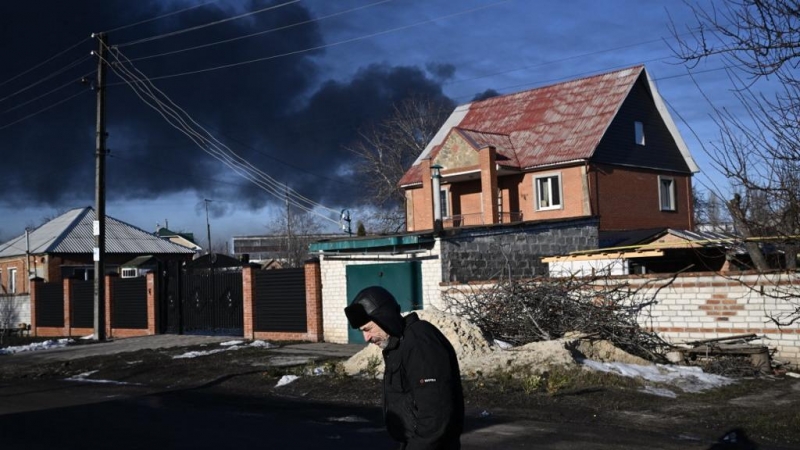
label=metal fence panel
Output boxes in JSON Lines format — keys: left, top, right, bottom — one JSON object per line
{"left": 254, "top": 268, "right": 306, "bottom": 332}
{"left": 112, "top": 277, "right": 148, "bottom": 329}
{"left": 36, "top": 282, "right": 64, "bottom": 328}
{"left": 71, "top": 280, "right": 94, "bottom": 329}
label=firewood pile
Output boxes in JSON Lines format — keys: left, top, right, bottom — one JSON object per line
{"left": 669, "top": 334, "right": 773, "bottom": 376}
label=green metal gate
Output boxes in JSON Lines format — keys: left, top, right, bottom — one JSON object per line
{"left": 345, "top": 261, "right": 422, "bottom": 343}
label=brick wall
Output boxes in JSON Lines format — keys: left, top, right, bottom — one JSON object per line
{"left": 592, "top": 164, "right": 693, "bottom": 230}
{"left": 320, "top": 241, "right": 443, "bottom": 344}
{"left": 442, "top": 273, "right": 800, "bottom": 366}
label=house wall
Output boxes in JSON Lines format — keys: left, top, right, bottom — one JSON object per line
{"left": 592, "top": 74, "right": 691, "bottom": 173}
{"left": 591, "top": 164, "right": 693, "bottom": 231}
{"left": 517, "top": 165, "right": 588, "bottom": 222}
{"left": 448, "top": 180, "right": 483, "bottom": 225}
{"left": 442, "top": 272, "right": 800, "bottom": 366}
{"left": 319, "top": 241, "right": 443, "bottom": 344}
{"left": 0, "top": 256, "right": 28, "bottom": 294}
{"left": 439, "top": 218, "right": 599, "bottom": 282}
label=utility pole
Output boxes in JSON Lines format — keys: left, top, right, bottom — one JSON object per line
{"left": 92, "top": 33, "right": 108, "bottom": 341}
{"left": 285, "top": 184, "right": 292, "bottom": 266}
{"left": 204, "top": 199, "right": 212, "bottom": 254}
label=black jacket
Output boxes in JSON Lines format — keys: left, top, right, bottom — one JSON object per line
{"left": 382, "top": 313, "right": 464, "bottom": 450}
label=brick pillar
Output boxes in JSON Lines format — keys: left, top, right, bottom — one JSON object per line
{"left": 105, "top": 275, "right": 113, "bottom": 338}
{"left": 146, "top": 272, "right": 156, "bottom": 335}
{"left": 420, "top": 158, "right": 434, "bottom": 231}
{"left": 480, "top": 146, "right": 498, "bottom": 225}
{"left": 63, "top": 278, "right": 72, "bottom": 337}
{"left": 304, "top": 258, "right": 323, "bottom": 342}
{"left": 29, "top": 277, "right": 43, "bottom": 336}
{"left": 242, "top": 265, "right": 255, "bottom": 340}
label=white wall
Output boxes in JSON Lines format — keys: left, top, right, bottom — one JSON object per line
{"left": 319, "top": 240, "right": 442, "bottom": 344}
{"left": 0, "top": 294, "right": 30, "bottom": 328}
{"left": 442, "top": 273, "right": 800, "bottom": 366}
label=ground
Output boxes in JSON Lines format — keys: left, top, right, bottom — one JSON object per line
{"left": 1, "top": 337, "right": 799, "bottom": 449}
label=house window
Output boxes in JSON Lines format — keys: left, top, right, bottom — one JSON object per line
{"left": 121, "top": 268, "right": 138, "bottom": 278}
{"left": 535, "top": 173, "right": 562, "bottom": 210}
{"left": 8, "top": 268, "right": 16, "bottom": 294}
{"left": 635, "top": 121, "right": 645, "bottom": 146}
{"left": 439, "top": 186, "right": 450, "bottom": 218}
{"left": 659, "top": 176, "right": 676, "bottom": 211}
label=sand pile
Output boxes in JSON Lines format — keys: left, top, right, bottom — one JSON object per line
{"left": 343, "top": 310, "right": 651, "bottom": 378}
{"left": 342, "top": 309, "right": 492, "bottom": 376}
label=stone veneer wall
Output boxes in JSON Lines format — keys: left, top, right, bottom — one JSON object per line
{"left": 439, "top": 218, "right": 599, "bottom": 282}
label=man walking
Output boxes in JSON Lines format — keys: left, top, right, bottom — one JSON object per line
{"left": 345, "top": 286, "right": 464, "bottom": 450}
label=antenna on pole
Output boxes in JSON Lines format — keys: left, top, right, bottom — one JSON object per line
{"left": 340, "top": 209, "right": 352, "bottom": 236}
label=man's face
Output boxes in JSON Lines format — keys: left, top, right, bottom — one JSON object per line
{"left": 360, "top": 321, "right": 390, "bottom": 349}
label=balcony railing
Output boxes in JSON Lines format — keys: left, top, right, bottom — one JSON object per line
{"left": 442, "top": 211, "right": 523, "bottom": 228}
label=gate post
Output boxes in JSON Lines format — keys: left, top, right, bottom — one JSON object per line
{"left": 242, "top": 265, "right": 255, "bottom": 340}
{"left": 105, "top": 274, "right": 114, "bottom": 338}
{"left": 63, "top": 278, "right": 73, "bottom": 337}
{"left": 146, "top": 272, "right": 156, "bottom": 335}
{"left": 304, "top": 257, "right": 323, "bottom": 342}
{"left": 29, "top": 277, "right": 43, "bottom": 336}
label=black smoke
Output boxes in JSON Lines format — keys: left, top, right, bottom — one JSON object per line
{"left": 0, "top": 0, "right": 457, "bottom": 219}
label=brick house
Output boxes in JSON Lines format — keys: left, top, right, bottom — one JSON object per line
{"left": 399, "top": 65, "right": 699, "bottom": 234}
{"left": 312, "top": 65, "right": 705, "bottom": 343}
{"left": 0, "top": 206, "right": 196, "bottom": 294}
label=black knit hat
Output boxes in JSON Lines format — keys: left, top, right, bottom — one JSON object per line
{"left": 344, "top": 286, "right": 404, "bottom": 337}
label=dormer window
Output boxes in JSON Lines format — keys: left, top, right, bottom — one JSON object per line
{"left": 635, "top": 121, "right": 645, "bottom": 146}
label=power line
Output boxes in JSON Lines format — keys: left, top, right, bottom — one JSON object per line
{"left": 102, "top": 0, "right": 220, "bottom": 33}
{"left": 0, "top": 54, "right": 92, "bottom": 104}
{"left": 108, "top": 0, "right": 512, "bottom": 84}
{"left": 126, "top": 0, "right": 394, "bottom": 63}
{"left": 117, "top": 0, "right": 302, "bottom": 48}
{"left": 99, "top": 43, "right": 343, "bottom": 224}
{"left": 0, "top": 90, "right": 88, "bottom": 131}
{"left": 1, "top": 71, "right": 96, "bottom": 116}
{"left": 0, "top": 37, "right": 90, "bottom": 89}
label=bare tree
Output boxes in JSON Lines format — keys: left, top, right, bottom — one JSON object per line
{"left": 671, "top": 0, "right": 800, "bottom": 270}
{"left": 345, "top": 94, "right": 453, "bottom": 233}
{"left": 265, "top": 208, "right": 324, "bottom": 268}
{"left": 0, "top": 288, "right": 18, "bottom": 346}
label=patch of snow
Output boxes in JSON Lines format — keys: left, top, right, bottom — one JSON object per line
{"left": 493, "top": 339, "right": 513, "bottom": 349}
{"left": 328, "top": 415, "right": 370, "bottom": 423}
{"left": 276, "top": 375, "right": 299, "bottom": 387}
{"left": 249, "top": 340, "right": 275, "bottom": 348}
{"left": 65, "top": 370, "right": 142, "bottom": 385}
{"left": 641, "top": 385, "right": 678, "bottom": 398}
{"left": 312, "top": 366, "right": 325, "bottom": 375}
{"left": 581, "top": 359, "right": 733, "bottom": 392}
{"left": 0, "top": 338, "right": 74, "bottom": 355}
{"left": 80, "top": 334, "right": 94, "bottom": 340}
{"left": 173, "top": 348, "right": 232, "bottom": 359}
{"left": 220, "top": 340, "right": 244, "bottom": 346}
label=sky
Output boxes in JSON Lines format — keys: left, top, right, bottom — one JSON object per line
{"left": 0, "top": 0, "right": 762, "bottom": 247}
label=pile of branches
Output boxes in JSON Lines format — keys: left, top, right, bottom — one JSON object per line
{"left": 442, "top": 275, "right": 672, "bottom": 362}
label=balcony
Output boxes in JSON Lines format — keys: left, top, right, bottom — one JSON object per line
{"left": 442, "top": 211, "right": 523, "bottom": 228}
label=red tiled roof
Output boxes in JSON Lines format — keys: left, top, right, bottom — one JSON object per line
{"left": 400, "top": 66, "right": 645, "bottom": 186}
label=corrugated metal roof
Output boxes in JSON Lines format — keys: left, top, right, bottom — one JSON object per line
{"left": 400, "top": 65, "right": 697, "bottom": 186}
{"left": 0, "top": 207, "right": 196, "bottom": 257}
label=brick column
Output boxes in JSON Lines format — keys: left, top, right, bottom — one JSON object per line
{"left": 420, "top": 158, "right": 434, "bottom": 231}
{"left": 304, "top": 258, "right": 323, "bottom": 342}
{"left": 29, "top": 277, "right": 43, "bottom": 336}
{"left": 242, "top": 265, "right": 255, "bottom": 340}
{"left": 63, "top": 278, "right": 72, "bottom": 337}
{"left": 479, "top": 146, "right": 498, "bottom": 225}
{"left": 146, "top": 272, "right": 156, "bottom": 335}
{"left": 105, "top": 275, "right": 113, "bottom": 338}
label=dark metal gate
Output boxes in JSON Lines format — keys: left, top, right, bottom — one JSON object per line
{"left": 161, "top": 259, "right": 243, "bottom": 335}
